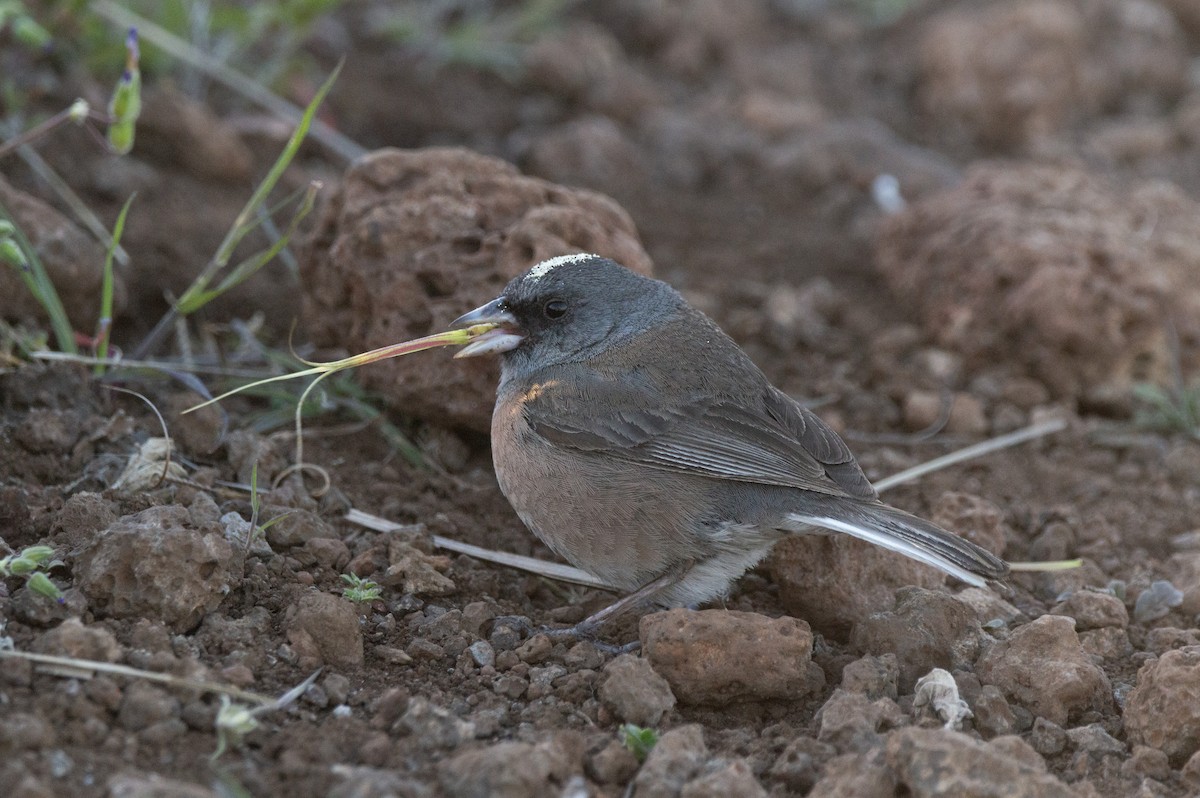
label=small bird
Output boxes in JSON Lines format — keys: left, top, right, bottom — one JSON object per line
{"left": 452, "top": 254, "right": 1007, "bottom": 627}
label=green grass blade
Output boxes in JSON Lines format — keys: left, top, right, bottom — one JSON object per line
{"left": 0, "top": 198, "right": 77, "bottom": 354}
{"left": 95, "top": 193, "right": 134, "bottom": 374}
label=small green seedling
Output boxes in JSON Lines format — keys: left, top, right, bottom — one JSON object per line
{"left": 619, "top": 723, "right": 659, "bottom": 763}
{"left": 0, "top": 545, "right": 63, "bottom": 601}
{"left": 1133, "top": 380, "right": 1200, "bottom": 439}
{"left": 341, "top": 574, "right": 383, "bottom": 604}
{"left": 212, "top": 669, "right": 319, "bottom": 761}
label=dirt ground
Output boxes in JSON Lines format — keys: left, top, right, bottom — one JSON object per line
{"left": 3, "top": 1, "right": 1200, "bottom": 796}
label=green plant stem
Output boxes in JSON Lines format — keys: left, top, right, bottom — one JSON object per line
{"left": 95, "top": 194, "right": 133, "bottom": 374}
{"left": 132, "top": 62, "right": 342, "bottom": 359}
{"left": 0, "top": 198, "right": 77, "bottom": 353}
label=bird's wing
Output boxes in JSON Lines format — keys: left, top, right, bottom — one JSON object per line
{"left": 522, "top": 375, "right": 877, "bottom": 500}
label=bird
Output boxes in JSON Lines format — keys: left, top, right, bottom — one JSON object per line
{"left": 451, "top": 253, "right": 1007, "bottom": 630}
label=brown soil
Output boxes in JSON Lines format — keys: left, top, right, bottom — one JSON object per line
{"left": 2, "top": 2, "right": 1200, "bottom": 796}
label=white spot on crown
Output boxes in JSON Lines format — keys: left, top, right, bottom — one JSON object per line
{"left": 527, "top": 252, "right": 597, "bottom": 281}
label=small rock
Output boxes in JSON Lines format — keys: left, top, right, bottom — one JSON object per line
{"left": 1124, "top": 645, "right": 1200, "bottom": 765}
{"left": 1133, "top": 580, "right": 1183, "bottom": 623}
{"left": 1066, "top": 724, "right": 1124, "bottom": 757}
{"left": 1030, "top": 717, "right": 1068, "bottom": 756}
{"left": 468, "top": 641, "right": 495, "bottom": 668}
{"left": 768, "top": 736, "right": 835, "bottom": 793}
{"left": 976, "top": 615, "right": 1112, "bottom": 725}
{"left": 631, "top": 725, "right": 707, "bottom": 798}
{"left": 264, "top": 509, "right": 338, "bottom": 549}
{"left": 850, "top": 587, "right": 981, "bottom": 690}
{"left": 75, "top": 506, "right": 242, "bottom": 633}
{"left": 399, "top": 697, "right": 475, "bottom": 750}
{"left": 515, "top": 633, "right": 553, "bottom": 665}
{"left": 839, "top": 653, "right": 898, "bottom": 700}
{"left": 383, "top": 538, "right": 455, "bottom": 597}
{"left": 816, "top": 689, "right": 905, "bottom": 752}
{"left": 286, "top": 590, "right": 364, "bottom": 668}
{"left": 303, "top": 537, "right": 351, "bottom": 571}
{"left": 598, "top": 654, "right": 676, "bottom": 726}
{"left": 0, "top": 712, "right": 54, "bottom": 753}
{"left": 117, "top": 683, "right": 181, "bottom": 732}
{"left": 972, "top": 685, "right": 1017, "bottom": 739}
{"left": 437, "top": 734, "right": 582, "bottom": 797}
{"left": 956, "top": 587, "right": 1027, "bottom": 627}
{"left": 461, "top": 601, "right": 497, "bottom": 637}
{"left": 32, "top": 618, "right": 122, "bottom": 662}
{"left": 1079, "top": 627, "right": 1132, "bottom": 660}
{"left": 1184, "top": 749, "right": 1200, "bottom": 793}
{"left": 681, "top": 758, "right": 766, "bottom": 798}
{"left": 887, "top": 727, "right": 1071, "bottom": 797}
{"left": 805, "top": 749, "right": 895, "bottom": 797}
{"left": 1049, "top": 590, "right": 1128, "bottom": 630}
{"left": 586, "top": 739, "right": 639, "bottom": 785}
{"left": 640, "top": 609, "right": 815, "bottom": 705}
{"left": 1121, "top": 745, "right": 1170, "bottom": 781}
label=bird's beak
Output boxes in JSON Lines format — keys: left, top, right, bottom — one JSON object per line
{"left": 450, "top": 297, "right": 525, "bottom": 358}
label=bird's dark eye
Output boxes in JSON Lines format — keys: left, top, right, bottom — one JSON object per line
{"left": 543, "top": 299, "right": 568, "bottom": 319}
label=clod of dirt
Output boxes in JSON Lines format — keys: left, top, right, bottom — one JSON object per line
{"left": 1123, "top": 646, "right": 1200, "bottom": 766}
{"left": 0, "top": 176, "right": 128, "bottom": 331}
{"left": 298, "top": 147, "right": 653, "bottom": 432}
{"left": 886, "top": 727, "right": 1071, "bottom": 797}
{"left": 32, "top": 617, "right": 122, "bottom": 662}
{"left": 914, "top": 0, "right": 1188, "bottom": 151}
{"left": 1048, "top": 589, "right": 1129, "bottom": 630}
{"left": 116, "top": 682, "right": 181, "bottom": 733}
{"left": 51, "top": 491, "right": 118, "bottom": 550}
{"left": 975, "top": 615, "right": 1112, "bottom": 726}
{"left": 767, "top": 535, "right": 945, "bottom": 638}
{"left": 815, "top": 689, "right": 905, "bottom": 752}
{"left": 875, "top": 163, "right": 1200, "bottom": 399}
{"left": 631, "top": 724, "right": 707, "bottom": 798}
{"left": 285, "top": 590, "right": 364, "bottom": 669}
{"left": 806, "top": 748, "right": 895, "bottom": 796}
{"left": 850, "top": 587, "right": 982, "bottom": 691}
{"left": 598, "top": 653, "right": 676, "bottom": 726}
{"left": 840, "top": 653, "right": 900, "bottom": 702}
{"left": 74, "top": 506, "right": 242, "bottom": 633}
{"left": 768, "top": 736, "right": 835, "bottom": 793}
{"left": 436, "top": 734, "right": 583, "bottom": 798}
{"left": 680, "top": 758, "right": 766, "bottom": 798}
{"left": 264, "top": 509, "right": 339, "bottom": 550}
{"left": 639, "top": 609, "right": 817, "bottom": 705}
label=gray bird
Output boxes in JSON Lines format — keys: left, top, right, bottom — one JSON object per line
{"left": 452, "top": 254, "right": 1007, "bottom": 627}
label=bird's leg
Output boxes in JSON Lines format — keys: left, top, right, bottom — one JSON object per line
{"left": 537, "top": 560, "right": 695, "bottom": 646}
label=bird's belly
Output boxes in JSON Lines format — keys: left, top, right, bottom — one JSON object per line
{"left": 491, "top": 406, "right": 714, "bottom": 592}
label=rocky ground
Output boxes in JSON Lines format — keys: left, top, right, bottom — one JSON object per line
{"left": 2, "top": 1, "right": 1200, "bottom": 796}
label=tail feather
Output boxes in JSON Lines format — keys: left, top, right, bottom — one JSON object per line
{"left": 786, "top": 502, "right": 1009, "bottom": 587}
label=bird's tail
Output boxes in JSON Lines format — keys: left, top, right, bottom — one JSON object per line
{"left": 785, "top": 500, "right": 1009, "bottom": 587}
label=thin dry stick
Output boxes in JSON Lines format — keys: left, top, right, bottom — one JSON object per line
{"left": 0, "top": 649, "right": 281, "bottom": 706}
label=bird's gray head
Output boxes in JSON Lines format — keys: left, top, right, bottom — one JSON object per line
{"left": 451, "top": 254, "right": 682, "bottom": 377}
